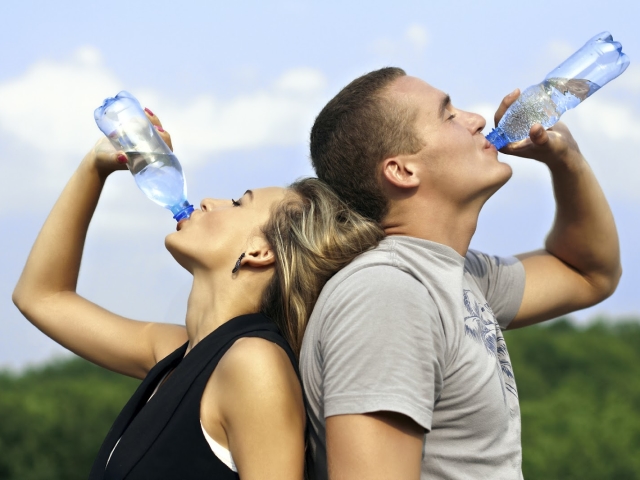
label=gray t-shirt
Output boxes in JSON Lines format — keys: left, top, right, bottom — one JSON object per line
{"left": 300, "top": 236, "right": 526, "bottom": 480}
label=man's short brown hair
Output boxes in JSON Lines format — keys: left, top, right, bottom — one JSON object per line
{"left": 310, "top": 67, "right": 423, "bottom": 223}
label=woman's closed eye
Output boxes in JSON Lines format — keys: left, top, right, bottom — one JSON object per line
{"left": 231, "top": 198, "right": 241, "bottom": 207}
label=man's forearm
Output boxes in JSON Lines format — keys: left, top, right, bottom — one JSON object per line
{"left": 545, "top": 153, "right": 621, "bottom": 298}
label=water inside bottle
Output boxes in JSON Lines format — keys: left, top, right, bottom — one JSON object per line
{"left": 497, "top": 78, "right": 599, "bottom": 143}
{"left": 126, "top": 152, "right": 187, "bottom": 210}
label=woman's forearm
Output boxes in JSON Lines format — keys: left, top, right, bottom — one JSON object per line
{"left": 13, "top": 155, "right": 107, "bottom": 309}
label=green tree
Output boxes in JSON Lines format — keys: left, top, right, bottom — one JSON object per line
{"left": 0, "top": 358, "right": 139, "bottom": 480}
{"left": 506, "top": 319, "right": 640, "bottom": 479}
{"left": 1, "top": 319, "right": 639, "bottom": 479}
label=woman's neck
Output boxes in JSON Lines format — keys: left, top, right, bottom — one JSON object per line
{"left": 183, "top": 271, "right": 263, "bottom": 354}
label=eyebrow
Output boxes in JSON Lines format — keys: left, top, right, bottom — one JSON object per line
{"left": 243, "top": 190, "right": 254, "bottom": 201}
{"left": 439, "top": 94, "right": 451, "bottom": 119}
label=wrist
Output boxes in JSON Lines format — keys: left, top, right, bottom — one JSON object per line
{"left": 545, "top": 149, "right": 587, "bottom": 175}
{"left": 79, "top": 154, "right": 110, "bottom": 184}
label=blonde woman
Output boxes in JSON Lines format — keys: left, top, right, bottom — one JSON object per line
{"left": 12, "top": 111, "right": 382, "bottom": 480}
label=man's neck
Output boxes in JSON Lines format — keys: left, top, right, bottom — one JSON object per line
{"left": 382, "top": 198, "right": 481, "bottom": 257}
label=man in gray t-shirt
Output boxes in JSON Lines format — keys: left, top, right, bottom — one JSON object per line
{"left": 304, "top": 68, "right": 622, "bottom": 479}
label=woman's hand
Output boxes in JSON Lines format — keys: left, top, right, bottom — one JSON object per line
{"left": 85, "top": 108, "right": 174, "bottom": 179}
{"left": 13, "top": 105, "right": 187, "bottom": 380}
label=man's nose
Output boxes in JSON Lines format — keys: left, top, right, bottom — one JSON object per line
{"left": 467, "top": 111, "right": 487, "bottom": 134}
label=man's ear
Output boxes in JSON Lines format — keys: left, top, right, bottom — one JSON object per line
{"left": 241, "top": 237, "right": 275, "bottom": 269}
{"left": 381, "top": 156, "right": 421, "bottom": 190}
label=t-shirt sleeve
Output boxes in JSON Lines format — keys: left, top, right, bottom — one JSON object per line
{"left": 465, "top": 249, "right": 526, "bottom": 329}
{"left": 317, "top": 265, "right": 445, "bottom": 432}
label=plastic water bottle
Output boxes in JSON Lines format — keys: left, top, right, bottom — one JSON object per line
{"left": 94, "top": 91, "right": 194, "bottom": 222}
{"left": 486, "top": 32, "right": 630, "bottom": 150}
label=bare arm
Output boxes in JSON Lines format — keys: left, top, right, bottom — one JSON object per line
{"left": 494, "top": 91, "right": 622, "bottom": 328}
{"left": 203, "top": 337, "right": 306, "bottom": 480}
{"left": 326, "top": 412, "right": 424, "bottom": 480}
{"left": 12, "top": 115, "right": 187, "bottom": 378}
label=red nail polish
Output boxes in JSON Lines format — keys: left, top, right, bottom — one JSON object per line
{"left": 117, "top": 154, "right": 128, "bottom": 164}
{"left": 144, "top": 107, "right": 154, "bottom": 117}
{"left": 156, "top": 125, "right": 165, "bottom": 132}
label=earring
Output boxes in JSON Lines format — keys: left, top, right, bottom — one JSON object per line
{"left": 232, "top": 253, "right": 246, "bottom": 274}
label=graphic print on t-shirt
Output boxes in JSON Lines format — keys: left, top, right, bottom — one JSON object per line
{"left": 462, "top": 289, "right": 518, "bottom": 414}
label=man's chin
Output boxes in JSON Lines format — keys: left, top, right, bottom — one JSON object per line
{"left": 481, "top": 166, "right": 514, "bottom": 203}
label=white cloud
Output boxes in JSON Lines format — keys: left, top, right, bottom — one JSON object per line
{"left": 612, "top": 63, "right": 640, "bottom": 95}
{"left": 404, "top": 25, "right": 429, "bottom": 52}
{"left": 0, "top": 47, "right": 327, "bottom": 163}
{"left": 149, "top": 67, "right": 327, "bottom": 165}
{"left": 546, "top": 40, "right": 576, "bottom": 65}
{"left": 0, "top": 46, "right": 122, "bottom": 160}
{"left": 574, "top": 96, "right": 640, "bottom": 140}
{"left": 0, "top": 47, "right": 329, "bottom": 216}
{"left": 371, "top": 24, "right": 429, "bottom": 57}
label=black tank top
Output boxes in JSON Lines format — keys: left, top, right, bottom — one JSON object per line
{"left": 88, "top": 313, "right": 299, "bottom": 480}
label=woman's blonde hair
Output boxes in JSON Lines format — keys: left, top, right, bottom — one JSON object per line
{"left": 260, "top": 178, "right": 384, "bottom": 356}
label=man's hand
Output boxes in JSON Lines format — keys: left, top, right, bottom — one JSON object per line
{"left": 493, "top": 88, "right": 582, "bottom": 168}
{"left": 492, "top": 89, "right": 622, "bottom": 328}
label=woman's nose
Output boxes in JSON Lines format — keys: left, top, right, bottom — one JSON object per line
{"left": 200, "top": 198, "right": 226, "bottom": 211}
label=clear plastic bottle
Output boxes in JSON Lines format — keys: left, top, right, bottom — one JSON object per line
{"left": 486, "top": 32, "right": 630, "bottom": 150}
{"left": 94, "top": 91, "right": 194, "bottom": 222}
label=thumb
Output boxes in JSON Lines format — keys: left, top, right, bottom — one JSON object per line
{"left": 529, "top": 124, "right": 549, "bottom": 146}
{"left": 115, "top": 152, "right": 129, "bottom": 165}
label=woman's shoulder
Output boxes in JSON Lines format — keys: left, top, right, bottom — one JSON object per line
{"left": 210, "top": 336, "right": 303, "bottom": 411}
{"left": 202, "top": 337, "right": 305, "bottom": 443}
{"left": 219, "top": 336, "right": 297, "bottom": 382}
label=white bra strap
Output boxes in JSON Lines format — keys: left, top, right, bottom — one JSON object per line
{"left": 200, "top": 421, "right": 237, "bottom": 472}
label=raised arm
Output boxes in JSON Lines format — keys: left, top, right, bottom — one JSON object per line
{"left": 494, "top": 90, "right": 622, "bottom": 328}
{"left": 12, "top": 114, "right": 187, "bottom": 378}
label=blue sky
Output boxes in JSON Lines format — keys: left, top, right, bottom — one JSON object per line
{"left": 1, "top": 0, "right": 639, "bottom": 369}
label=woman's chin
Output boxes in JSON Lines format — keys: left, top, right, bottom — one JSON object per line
{"left": 165, "top": 238, "right": 194, "bottom": 274}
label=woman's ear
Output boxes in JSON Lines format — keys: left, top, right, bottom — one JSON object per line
{"left": 381, "top": 155, "right": 421, "bottom": 189}
{"left": 241, "top": 237, "right": 275, "bottom": 269}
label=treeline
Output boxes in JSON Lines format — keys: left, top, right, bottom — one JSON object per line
{"left": 0, "top": 359, "right": 139, "bottom": 480}
{"left": 505, "top": 318, "right": 640, "bottom": 479}
{"left": 1, "top": 318, "right": 640, "bottom": 479}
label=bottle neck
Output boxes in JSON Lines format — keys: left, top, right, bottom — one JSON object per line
{"left": 172, "top": 203, "right": 194, "bottom": 222}
{"left": 485, "top": 128, "right": 509, "bottom": 150}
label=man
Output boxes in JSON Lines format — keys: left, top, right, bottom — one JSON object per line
{"left": 300, "top": 67, "right": 621, "bottom": 479}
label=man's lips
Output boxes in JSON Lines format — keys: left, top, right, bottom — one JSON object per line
{"left": 176, "top": 219, "right": 188, "bottom": 231}
{"left": 484, "top": 138, "right": 497, "bottom": 151}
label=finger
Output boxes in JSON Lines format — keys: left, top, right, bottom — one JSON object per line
{"left": 144, "top": 107, "right": 164, "bottom": 129}
{"left": 500, "top": 137, "right": 532, "bottom": 155}
{"left": 529, "top": 124, "right": 549, "bottom": 146}
{"left": 155, "top": 125, "right": 173, "bottom": 151}
{"left": 94, "top": 143, "right": 129, "bottom": 170}
{"left": 494, "top": 88, "right": 520, "bottom": 127}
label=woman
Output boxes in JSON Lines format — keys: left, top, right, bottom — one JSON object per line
{"left": 12, "top": 111, "right": 383, "bottom": 479}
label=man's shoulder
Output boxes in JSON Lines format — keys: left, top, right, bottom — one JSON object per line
{"left": 320, "top": 238, "right": 425, "bottom": 298}
{"left": 307, "top": 239, "right": 439, "bottom": 340}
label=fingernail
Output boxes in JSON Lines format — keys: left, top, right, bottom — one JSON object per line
{"left": 511, "top": 89, "right": 519, "bottom": 96}
{"left": 144, "top": 107, "right": 154, "bottom": 117}
{"left": 155, "top": 125, "right": 165, "bottom": 132}
{"left": 117, "top": 154, "right": 128, "bottom": 164}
